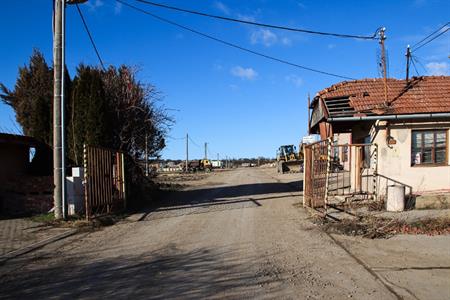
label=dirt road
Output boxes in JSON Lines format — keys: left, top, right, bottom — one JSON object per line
{"left": 0, "top": 168, "right": 448, "bottom": 299}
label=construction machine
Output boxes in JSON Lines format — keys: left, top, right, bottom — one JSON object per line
{"left": 276, "top": 145, "right": 302, "bottom": 173}
{"left": 185, "top": 159, "right": 213, "bottom": 172}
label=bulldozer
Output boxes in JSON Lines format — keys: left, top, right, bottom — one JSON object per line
{"left": 276, "top": 145, "right": 302, "bottom": 173}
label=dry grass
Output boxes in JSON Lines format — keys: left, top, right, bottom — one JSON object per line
{"left": 320, "top": 216, "right": 450, "bottom": 239}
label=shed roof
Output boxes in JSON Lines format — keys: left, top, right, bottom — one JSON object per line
{"left": 315, "top": 76, "right": 450, "bottom": 116}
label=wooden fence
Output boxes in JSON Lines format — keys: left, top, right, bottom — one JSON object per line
{"left": 83, "top": 144, "right": 126, "bottom": 219}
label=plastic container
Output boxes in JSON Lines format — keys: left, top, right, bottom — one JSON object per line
{"left": 386, "top": 185, "right": 405, "bottom": 212}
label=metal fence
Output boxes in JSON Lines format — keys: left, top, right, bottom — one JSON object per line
{"left": 83, "top": 144, "right": 126, "bottom": 219}
{"left": 303, "top": 138, "right": 379, "bottom": 217}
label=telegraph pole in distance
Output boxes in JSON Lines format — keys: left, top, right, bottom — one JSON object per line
{"left": 204, "top": 142, "right": 208, "bottom": 159}
{"left": 186, "top": 133, "right": 189, "bottom": 172}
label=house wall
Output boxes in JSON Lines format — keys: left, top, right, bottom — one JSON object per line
{"left": 370, "top": 121, "right": 450, "bottom": 194}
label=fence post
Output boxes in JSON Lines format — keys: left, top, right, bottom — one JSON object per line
{"left": 83, "top": 144, "right": 90, "bottom": 220}
{"left": 324, "top": 138, "right": 332, "bottom": 215}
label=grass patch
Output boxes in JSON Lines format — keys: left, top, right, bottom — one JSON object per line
{"left": 30, "top": 213, "right": 55, "bottom": 223}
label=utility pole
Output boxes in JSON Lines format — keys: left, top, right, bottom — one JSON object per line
{"left": 307, "top": 93, "right": 311, "bottom": 135}
{"left": 53, "top": 0, "right": 87, "bottom": 220}
{"left": 145, "top": 134, "right": 148, "bottom": 176}
{"left": 185, "top": 133, "right": 189, "bottom": 172}
{"left": 379, "top": 27, "right": 388, "bottom": 105}
{"left": 405, "top": 45, "right": 411, "bottom": 82}
{"left": 53, "top": 0, "right": 64, "bottom": 220}
{"left": 204, "top": 142, "right": 208, "bottom": 159}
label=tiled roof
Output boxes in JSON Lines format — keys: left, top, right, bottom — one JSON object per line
{"left": 315, "top": 76, "right": 450, "bottom": 115}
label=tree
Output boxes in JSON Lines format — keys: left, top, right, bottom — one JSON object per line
{"left": 2, "top": 48, "right": 173, "bottom": 167}
{"left": 0, "top": 49, "right": 53, "bottom": 144}
{"left": 69, "top": 65, "right": 113, "bottom": 164}
{"left": 102, "top": 65, "right": 172, "bottom": 159}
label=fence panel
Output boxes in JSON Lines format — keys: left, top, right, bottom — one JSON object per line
{"left": 303, "top": 140, "right": 379, "bottom": 216}
{"left": 83, "top": 145, "right": 126, "bottom": 219}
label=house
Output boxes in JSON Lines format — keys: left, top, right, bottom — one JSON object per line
{"left": 308, "top": 76, "right": 450, "bottom": 208}
{"left": 0, "top": 133, "right": 53, "bottom": 215}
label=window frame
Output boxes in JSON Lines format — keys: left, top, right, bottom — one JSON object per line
{"left": 411, "top": 129, "right": 448, "bottom": 167}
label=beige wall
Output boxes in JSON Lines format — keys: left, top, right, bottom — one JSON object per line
{"left": 371, "top": 121, "right": 450, "bottom": 194}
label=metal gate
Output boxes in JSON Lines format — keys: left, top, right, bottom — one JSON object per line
{"left": 83, "top": 145, "right": 126, "bottom": 219}
{"left": 303, "top": 139, "right": 378, "bottom": 216}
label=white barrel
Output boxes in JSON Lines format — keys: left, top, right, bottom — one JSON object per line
{"left": 386, "top": 185, "right": 405, "bottom": 212}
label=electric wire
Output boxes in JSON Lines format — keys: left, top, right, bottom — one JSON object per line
{"left": 76, "top": 4, "right": 106, "bottom": 70}
{"left": 188, "top": 136, "right": 201, "bottom": 148}
{"left": 411, "top": 22, "right": 449, "bottom": 50}
{"left": 117, "top": 0, "right": 355, "bottom": 80}
{"left": 411, "top": 27, "right": 449, "bottom": 52}
{"left": 410, "top": 57, "right": 420, "bottom": 76}
{"left": 133, "top": 0, "right": 379, "bottom": 40}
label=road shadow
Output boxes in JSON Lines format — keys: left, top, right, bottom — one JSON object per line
{"left": 0, "top": 245, "right": 282, "bottom": 299}
{"left": 155, "top": 181, "right": 302, "bottom": 208}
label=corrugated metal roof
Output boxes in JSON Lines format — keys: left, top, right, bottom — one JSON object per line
{"left": 316, "top": 76, "right": 450, "bottom": 115}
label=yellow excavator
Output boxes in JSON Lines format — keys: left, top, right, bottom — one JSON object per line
{"left": 276, "top": 145, "right": 302, "bottom": 173}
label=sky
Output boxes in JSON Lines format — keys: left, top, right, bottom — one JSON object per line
{"left": 0, "top": 0, "right": 449, "bottom": 160}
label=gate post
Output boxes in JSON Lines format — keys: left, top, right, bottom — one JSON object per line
{"left": 324, "top": 138, "right": 332, "bottom": 214}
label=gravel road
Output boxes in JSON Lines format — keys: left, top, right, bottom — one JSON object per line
{"left": 0, "top": 167, "right": 437, "bottom": 299}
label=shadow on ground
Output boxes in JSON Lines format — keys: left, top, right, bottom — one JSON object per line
{"left": 0, "top": 245, "right": 280, "bottom": 299}
{"left": 155, "top": 181, "right": 302, "bottom": 208}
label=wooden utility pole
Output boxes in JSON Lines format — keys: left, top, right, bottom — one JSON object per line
{"left": 204, "top": 142, "right": 208, "bottom": 159}
{"left": 405, "top": 45, "right": 411, "bottom": 82}
{"left": 379, "top": 27, "right": 388, "bottom": 105}
{"left": 185, "top": 133, "right": 189, "bottom": 172}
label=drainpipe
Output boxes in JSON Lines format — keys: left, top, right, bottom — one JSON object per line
{"left": 327, "top": 112, "right": 450, "bottom": 122}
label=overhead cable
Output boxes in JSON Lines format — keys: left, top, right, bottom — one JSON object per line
{"left": 117, "top": 0, "right": 355, "bottom": 80}
{"left": 76, "top": 4, "right": 106, "bottom": 70}
{"left": 411, "top": 22, "right": 449, "bottom": 50}
{"left": 133, "top": 0, "right": 379, "bottom": 40}
{"left": 411, "top": 27, "right": 449, "bottom": 52}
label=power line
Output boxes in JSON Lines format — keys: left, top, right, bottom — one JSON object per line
{"left": 411, "top": 22, "right": 449, "bottom": 50}
{"left": 133, "top": 0, "right": 379, "bottom": 40}
{"left": 76, "top": 4, "right": 106, "bottom": 70}
{"left": 410, "top": 57, "right": 420, "bottom": 76}
{"left": 117, "top": 0, "right": 355, "bottom": 80}
{"left": 188, "top": 136, "right": 201, "bottom": 148}
{"left": 412, "top": 28, "right": 449, "bottom": 52}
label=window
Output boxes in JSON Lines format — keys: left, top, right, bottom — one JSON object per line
{"left": 411, "top": 130, "right": 448, "bottom": 166}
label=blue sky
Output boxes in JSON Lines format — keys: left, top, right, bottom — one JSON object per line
{"left": 0, "top": 0, "right": 449, "bottom": 159}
